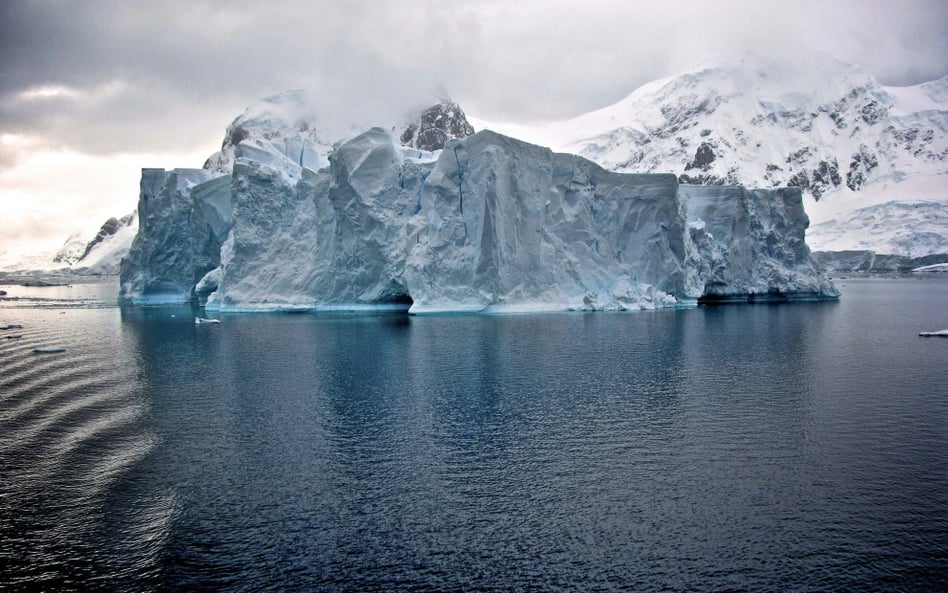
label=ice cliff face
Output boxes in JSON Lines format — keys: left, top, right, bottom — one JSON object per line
{"left": 683, "top": 186, "right": 836, "bottom": 301}
{"left": 120, "top": 113, "right": 837, "bottom": 310}
{"left": 120, "top": 169, "right": 230, "bottom": 302}
{"left": 406, "top": 131, "right": 694, "bottom": 312}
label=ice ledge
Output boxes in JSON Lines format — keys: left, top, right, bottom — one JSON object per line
{"left": 697, "top": 290, "right": 840, "bottom": 304}
{"left": 205, "top": 302, "right": 413, "bottom": 314}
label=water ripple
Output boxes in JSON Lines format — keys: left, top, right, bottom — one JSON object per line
{"left": 0, "top": 307, "right": 160, "bottom": 593}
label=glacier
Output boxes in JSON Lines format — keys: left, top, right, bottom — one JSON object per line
{"left": 119, "top": 98, "right": 838, "bottom": 312}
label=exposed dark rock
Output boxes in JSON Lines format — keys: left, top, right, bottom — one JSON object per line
{"left": 812, "top": 158, "right": 842, "bottom": 188}
{"left": 227, "top": 125, "right": 249, "bottom": 147}
{"left": 860, "top": 99, "right": 887, "bottom": 125}
{"left": 786, "top": 146, "right": 814, "bottom": 166}
{"left": 786, "top": 158, "right": 841, "bottom": 199}
{"left": 786, "top": 170, "right": 811, "bottom": 192}
{"left": 686, "top": 142, "right": 716, "bottom": 171}
{"left": 400, "top": 100, "right": 475, "bottom": 151}
{"left": 846, "top": 146, "right": 879, "bottom": 191}
{"left": 678, "top": 167, "right": 740, "bottom": 186}
{"left": 829, "top": 111, "right": 847, "bottom": 129}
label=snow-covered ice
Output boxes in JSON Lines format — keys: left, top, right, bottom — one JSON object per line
{"left": 119, "top": 106, "right": 838, "bottom": 312}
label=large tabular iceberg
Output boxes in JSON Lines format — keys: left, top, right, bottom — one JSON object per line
{"left": 119, "top": 99, "right": 837, "bottom": 312}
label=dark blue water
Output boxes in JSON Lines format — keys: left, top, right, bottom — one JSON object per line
{"left": 1, "top": 278, "right": 947, "bottom": 592}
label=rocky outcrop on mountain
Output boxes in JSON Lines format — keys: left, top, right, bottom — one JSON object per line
{"left": 400, "top": 100, "right": 475, "bottom": 151}
{"left": 77, "top": 213, "right": 135, "bottom": 262}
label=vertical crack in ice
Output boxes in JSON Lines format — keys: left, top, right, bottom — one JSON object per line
{"left": 453, "top": 145, "right": 464, "bottom": 214}
{"left": 148, "top": 174, "right": 160, "bottom": 201}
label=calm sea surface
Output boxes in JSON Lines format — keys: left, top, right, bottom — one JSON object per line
{"left": 1, "top": 277, "right": 946, "bottom": 592}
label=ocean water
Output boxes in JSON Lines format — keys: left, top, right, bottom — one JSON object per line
{"left": 1, "top": 277, "right": 946, "bottom": 592}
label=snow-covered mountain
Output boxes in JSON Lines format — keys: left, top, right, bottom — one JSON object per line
{"left": 472, "top": 55, "right": 947, "bottom": 258}
{"left": 1, "top": 212, "right": 137, "bottom": 275}
{"left": 72, "top": 212, "right": 138, "bottom": 274}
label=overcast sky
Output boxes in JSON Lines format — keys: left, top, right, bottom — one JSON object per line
{"left": 2, "top": 0, "right": 947, "bottom": 262}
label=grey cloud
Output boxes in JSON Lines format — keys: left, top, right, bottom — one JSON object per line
{"left": 1, "top": 0, "right": 946, "bottom": 162}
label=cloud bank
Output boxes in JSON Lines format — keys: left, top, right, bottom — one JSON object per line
{"left": 1, "top": 0, "right": 946, "bottom": 257}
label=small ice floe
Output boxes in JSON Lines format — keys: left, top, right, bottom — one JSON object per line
{"left": 918, "top": 329, "right": 948, "bottom": 337}
{"left": 34, "top": 347, "right": 66, "bottom": 354}
{"left": 195, "top": 317, "right": 221, "bottom": 325}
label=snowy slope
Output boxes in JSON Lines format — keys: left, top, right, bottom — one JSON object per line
{"left": 807, "top": 201, "right": 948, "bottom": 257}
{"left": 71, "top": 212, "right": 138, "bottom": 274}
{"left": 1, "top": 212, "right": 137, "bottom": 274}
{"left": 471, "top": 56, "right": 947, "bottom": 256}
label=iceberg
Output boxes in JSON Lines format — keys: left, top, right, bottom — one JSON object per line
{"left": 120, "top": 101, "right": 837, "bottom": 312}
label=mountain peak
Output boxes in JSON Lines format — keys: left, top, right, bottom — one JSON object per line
{"left": 399, "top": 99, "right": 476, "bottom": 151}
